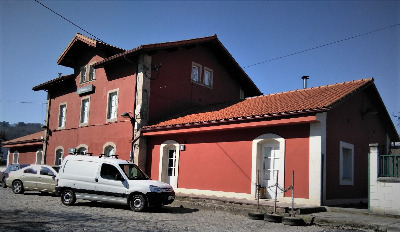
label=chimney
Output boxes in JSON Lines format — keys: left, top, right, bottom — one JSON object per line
{"left": 302, "top": 76, "right": 309, "bottom": 89}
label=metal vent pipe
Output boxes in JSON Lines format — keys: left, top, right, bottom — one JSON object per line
{"left": 302, "top": 76, "right": 309, "bottom": 89}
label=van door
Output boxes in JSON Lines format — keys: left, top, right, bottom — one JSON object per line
{"left": 95, "top": 163, "right": 127, "bottom": 203}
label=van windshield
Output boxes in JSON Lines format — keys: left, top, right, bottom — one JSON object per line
{"left": 119, "top": 164, "right": 149, "bottom": 180}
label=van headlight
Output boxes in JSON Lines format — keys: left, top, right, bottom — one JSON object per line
{"left": 149, "top": 185, "right": 162, "bottom": 193}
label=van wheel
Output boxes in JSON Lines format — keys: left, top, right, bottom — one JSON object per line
{"left": 130, "top": 194, "right": 146, "bottom": 212}
{"left": 12, "top": 180, "right": 24, "bottom": 194}
{"left": 61, "top": 189, "right": 76, "bottom": 206}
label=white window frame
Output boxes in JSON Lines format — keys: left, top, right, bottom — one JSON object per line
{"left": 203, "top": 67, "right": 213, "bottom": 87}
{"left": 80, "top": 97, "right": 90, "bottom": 126}
{"left": 55, "top": 146, "right": 64, "bottom": 165}
{"left": 36, "top": 150, "right": 43, "bottom": 164}
{"left": 58, "top": 103, "right": 67, "bottom": 129}
{"left": 88, "top": 64, "right": 95, "bottom": 81}
{"left": 106, "top": 89, "right": 119, "bottom": 122}
{"left": 80, "top": 65, "right": 87, "bottom": 83}
{"left": 191, "top": 62, "right": 202, "bottom": 83}
{"left": 13, "top": 151, "right": 19, "bottom": 164}
{"left": 339, "top": 141, "right": 354, "bottom": 186}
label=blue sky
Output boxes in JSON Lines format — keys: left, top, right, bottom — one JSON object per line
{"left": 0, "top": 0, "right": 399, "bottom": 132}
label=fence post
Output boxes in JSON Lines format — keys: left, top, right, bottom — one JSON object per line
{"left": 368, "top": 143, "right": 379, "bottom": 212}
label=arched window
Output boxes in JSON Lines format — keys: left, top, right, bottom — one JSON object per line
{"left": 104, "top": 146, "right": 115, "bottom": 157}
{"left": 55, "top": 147, "right": 64, "bottom": 165}
{"left": 103, "top": 142, "right": 116, "bottom": 157}
{"left": 36, "top": 150, "right": 43, "bottom": 164}
{"left": 77, "top": 147, "right": 87, "bottom": 155}
{"left": 13, "top": 151, "right": 19, "bottom": 164}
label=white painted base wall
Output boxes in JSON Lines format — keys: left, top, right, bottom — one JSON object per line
{"left": 369, "top": 144, "right": 400, "bottom": 216}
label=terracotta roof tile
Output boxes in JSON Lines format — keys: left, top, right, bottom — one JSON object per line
{"left": 2, "top": 131, "right": 44, "bottom": 146}
{"left": 146, "top": 78, "right": 373, "bottom": 129}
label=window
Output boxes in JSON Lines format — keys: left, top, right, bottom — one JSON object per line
{"left": 12, "top": 151, "right": 19, "bottom": 164}
{"left": 203, "top": 67, "right": 213, "bottom": 87}
{"left": 340, "top": 141, "right": 354, "bottom": 185}
{"left": 55, "top": 149, "right": 63, "bottom": 165}
{"left": 36, "top": 151, "right": 43, "bottom": 164}
{"left": 100, "top": 163, "right": 121, "bottom": 180}
{"left": 77, "top": 146, "right": 87, "bottom": 155}
{"left": 40, "top": 167, "right": 55, "bottom": 176}
{"left": 191, "top": 63, "right": 201, "bottom": 83}
{"left": 80, "top": 97, "right": 90, "bottom": 125}
{"left": 80, "top": 66, "right": 87, "bottom": 83}
{"left": 24, "top": 167, "right": 37, "bottom": 174}
{"left": 106, "top": 90, "right": 118, "bottom": 121}
{"left": 58, "top": 103, "right": 67, "bottom": 128}
{"left": 88, "top": 65, "right": 95, "bottom": 81}
{"left": 104, "top": 145, "right": 115, "bottom": 157}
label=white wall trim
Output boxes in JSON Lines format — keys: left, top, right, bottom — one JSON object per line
{"left": 309, "top": 112, "right": 326, "bottom": 206}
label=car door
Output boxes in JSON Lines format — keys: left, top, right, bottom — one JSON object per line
{"left": 37, "top": 166, "right": 57, "bottom": 192}
{"left": 21, "top": 167, "right": 39, "bottom": 190}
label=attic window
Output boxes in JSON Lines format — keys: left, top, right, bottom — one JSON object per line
{"left": 191, "top": 62, "right": 213, "bottom": 88}
{"left": 191, "top": 62, "right": 201, "bottom": 83}
{"left": 80, "top": 66, "right": 87, "bottom": 83}
{"left": 80, "top": 64, "right": 96, "bottom": 83}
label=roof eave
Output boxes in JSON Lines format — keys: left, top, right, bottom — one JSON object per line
{"left": 143, "top": 108, "right": 329, "bottom": 133}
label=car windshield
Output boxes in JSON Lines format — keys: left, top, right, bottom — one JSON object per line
{"left": 119, "top": 164, "right": 149, "bottom": 180}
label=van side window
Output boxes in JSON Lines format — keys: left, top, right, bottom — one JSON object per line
{"left": 100, "top": 163, "right": 121, "bottom": 180}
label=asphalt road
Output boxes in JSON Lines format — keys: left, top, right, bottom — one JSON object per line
{"left": 0, "top": 187, "right": 362, "bottom": 232}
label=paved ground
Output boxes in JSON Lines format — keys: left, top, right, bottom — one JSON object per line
{"left": 0, "top": 187, "right": 362, "bottom": 232}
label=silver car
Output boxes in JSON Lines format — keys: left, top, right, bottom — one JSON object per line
{"left": 6, "top": 165, "right": 59, "bottom": 194}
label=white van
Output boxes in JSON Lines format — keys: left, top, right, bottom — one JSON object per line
{"left": 56, "top": 154, "right": 175, "bottom": 212}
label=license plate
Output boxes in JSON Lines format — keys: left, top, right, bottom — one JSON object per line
{"left": 168, "top": 195, "right": 175, "bottom": 200}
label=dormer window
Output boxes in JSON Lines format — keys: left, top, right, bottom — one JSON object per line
{"left": 80, "top": 64, "right": 95, "bottom": 83}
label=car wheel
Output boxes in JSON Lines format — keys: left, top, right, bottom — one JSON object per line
{"left": 1, "top": 178, "right": 6, "bottom": 188}
{"left": 129, "top": 194, "right": 147, "bottom": 212}
{"left": 282, "top": 217, "right": 305, "bottom": 226}
{"left": 61, "top": 189, "right": 76, "bottom": 206}
{"left": 12, "top": 180, "right": 24, "bottom": 194}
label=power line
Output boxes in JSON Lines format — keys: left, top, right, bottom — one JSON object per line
{"left": 0, "top": 100, "right": 45, "bottom": 104}
{"left": 34, "top": 0, "right": 104, "bottom": 42}
{"left": 243, "top": 23, "right": 400, "bottom": 69}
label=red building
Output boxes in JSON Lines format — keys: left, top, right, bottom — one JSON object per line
{"left": 5, "top": 34, "right": 398, "bottom": 206}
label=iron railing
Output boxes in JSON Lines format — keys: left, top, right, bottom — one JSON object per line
{"left": 379, "top": 154, "right": 400, "bottom": 177}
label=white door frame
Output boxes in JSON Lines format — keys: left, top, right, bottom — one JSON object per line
{"left": 251, "top": 133, "right": 285, "bottom": 199}
{"left": 159, "top": 140, "right": 180, "bottom": 189}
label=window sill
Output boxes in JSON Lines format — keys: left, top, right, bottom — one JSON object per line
{"left": 377, "top": 177, "right": 400, "bottom": 183}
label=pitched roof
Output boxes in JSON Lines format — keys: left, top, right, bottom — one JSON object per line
{"left": 93, "top": 34, "right": 261, "bottom": 96}
{"left": 32, "top": 74, "right": 75, "bottom": 91}
{"left": 145, "top": 78, "right": 374, "bottom": 129}
{"left": 57, "top": 33, "right": 125, "bottom": 68}
{"left": 2, "top": 131, "right": 44, "bottom": 147}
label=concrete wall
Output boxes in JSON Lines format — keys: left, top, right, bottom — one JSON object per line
{"left": 369, "top": 143, "right": 400, "bottom": 216}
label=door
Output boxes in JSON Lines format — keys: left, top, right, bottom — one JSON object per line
{"left": 37, "top": 166, "right": 57, "bottom": 192}
{"left": 261, "top": 144, "right": 280, "bottom": 198}
{"left": 95, "top": 163, "right": 127, "bottom": 203}
{"left": 166, "top": 149, "right": 177, "bottom": 187}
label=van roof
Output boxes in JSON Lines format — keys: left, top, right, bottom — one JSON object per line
{"left": 63, "top": 154, "right": 131, "bottom": 165}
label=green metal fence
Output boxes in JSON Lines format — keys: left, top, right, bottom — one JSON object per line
{"left": 379, "top": 154, "right": 400, "bottom": 177}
